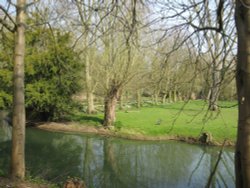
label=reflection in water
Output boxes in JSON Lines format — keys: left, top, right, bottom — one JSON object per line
{"left": 0, "top": 112, "right": 12, "bottom": 175}
{"left": 0, "top": 128, "right": 235, "bottom": 188}
{"left": 0, "top": 111, "right": 12, "bottom": 142}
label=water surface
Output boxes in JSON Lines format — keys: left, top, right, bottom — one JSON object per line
{"left": 0, "top": 126, "right": 235, "bottom": 188}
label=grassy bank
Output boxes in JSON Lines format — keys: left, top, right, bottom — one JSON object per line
{"left": 67, "top": 100, "right": 237, "bottom": 145}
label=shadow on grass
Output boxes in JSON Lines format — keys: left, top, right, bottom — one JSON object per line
{"left": 69, "top": 114, "right": 103, "bottom": 125}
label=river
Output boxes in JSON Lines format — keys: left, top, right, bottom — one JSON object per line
{"left": 0, "top": 124, "right": 235, "bottom": 188}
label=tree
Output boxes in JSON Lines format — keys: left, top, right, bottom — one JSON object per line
{"left": 0, "top": 0, "right": 82, "bottom": 179}
{"left": 145, "top": 0, "right": 236, "bottom": 104}
{"left": 25, "top": 22, "right": 82, "bottom": 121}
{"left": 74, "top": 0, "right": 97, "bottom": 114}
{"left": 235, "top": 0, "right": 250, "bottom": 187}
{"left": 11, "top": 0, "right": 26, "bottom": 179}
{"left": 0, "top": 13, "right": 83, "bottom": 121}
{"left": 93, "top": 0, "right": 142, "bottom": 127}
{"left": 0, "top": 0, "right": 28, "bottom": 179}
{"left": 190, "top": 0, "right": 236, "bottom": 111}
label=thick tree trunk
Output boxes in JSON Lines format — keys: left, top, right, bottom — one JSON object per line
{"left": 86, "top": 91, "right": 95, "bottom": 114}
{"left": 11, "top": 0, "right": 26, "bottom": 179}
{"left": 208, "top": 89, "right": 219, "bottom": 111}
{"left": 103, "top": 86, "right": 120, "bottom": 127}
{"left": 235, "top": 1, "right": 250, "bottom": 187}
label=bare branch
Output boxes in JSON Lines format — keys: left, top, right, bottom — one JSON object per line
{"left": 0, "top": 5, "right": 16, "bottom": 25}
{"left": 0, "top": 17, "right": 15, "bottom": 32}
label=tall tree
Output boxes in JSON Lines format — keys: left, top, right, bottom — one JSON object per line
{"left": 11, "top": 0, "right": 26, "bottom": 179}
{"left": 74, "top": 0, "right": 96, "bottom": 114}
{"left": 0, "top": 0, "right": 39, "bottom": 180}
{"left": 96, "top": 0, "right": 141, "bottom": 127}
{"left": 235, "top": 0, "right": 250, "bottom": 187}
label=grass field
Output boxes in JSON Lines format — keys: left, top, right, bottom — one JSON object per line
{"left": 69, "top": 100, "right": 238, "bottom": 143}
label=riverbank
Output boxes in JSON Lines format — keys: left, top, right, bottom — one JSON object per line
{"left": 0, "top": 177, "right": 57, "bottom": 188}
{"left": 38, "top": 101, "right": 236, "bottom": 146}
{"left": 37, "top": 121, "right": 235, "bottom": 147}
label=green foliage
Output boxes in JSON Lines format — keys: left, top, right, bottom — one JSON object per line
{"left": 0, "top": 169, "right": 5, "bottom": 176}
{"left": 0, "top": 33, "right": 13, "bottom": 110}
{"left": 25, "top": 24, "right": 82, "bottom": 120}
{"left": 0, "top": 15, "right": 83, "bottom": 120}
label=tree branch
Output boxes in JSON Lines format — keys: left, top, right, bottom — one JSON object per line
{"left": 0, "top": 5, "right": 16, "bottom": 25}
{"left": 0, "top": 17, "right": 15, "bottom": 32}
{"left": 217, "top": 0, "right": 224, "bottom": 31}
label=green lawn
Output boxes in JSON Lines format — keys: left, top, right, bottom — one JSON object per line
{"left": 70, "top": 100, "right": 238, "bottom": 143}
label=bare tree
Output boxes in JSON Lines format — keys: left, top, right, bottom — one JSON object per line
{"left": 190, "top": 0, "right": 236, "bottom": 110}
{"left": 97, "top": 0, "right": 141, "bottom": 127}
{"left": 74, "top": 0, "right": 97, "bottom": 114}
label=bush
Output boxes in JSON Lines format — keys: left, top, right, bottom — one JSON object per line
{"left": 0, "top": 16, "right": 83, "bottom": 121}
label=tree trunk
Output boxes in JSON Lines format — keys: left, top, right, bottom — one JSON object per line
{"left": 173, "top": 86, "right": 177, "bottom": 103}
{"left": 86, "top": 90, "right": 95, "bottom": 114}
{"left": 235, "top": 1, "right": 250, "bottom": 187}
{"left": 168, "top": 91, "right": 172, "bottom": 103}
{"left": 103, "top": 86, "right": 120, "bottom": 127}
{"left": 75, "top": 0, "right": 96, "bottom": 114}
{"left": 206, "top": 89, "right": 211, "bottom": 101}
{"left": 153, "top": 93, "right": 159, "bottom": 105}
{"left": 119, "top": 94, "right": 124, "bottom": 110}
{"left": 208, "top": 62, "right": 221, "bottom": 111}
{"left": 208, "top": 87, "right": 219, "bottom": 111}
{"left": 11, "top": 0, "right": 26, "bottom": 179}
{"left": 136, "top": 90, "right": 141, "bottom": 108}
{"left": 85, "top": 49, "right": 95, "bottom": 114}
{"left": 162, "top": 94, "right": 167, "bottom": 104}
{"left": 178, "top": 92, "right": 183, "bottom": 101}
